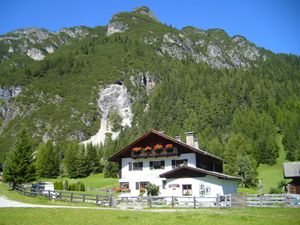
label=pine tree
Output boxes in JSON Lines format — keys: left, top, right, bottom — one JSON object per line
{"left": 3, "top": 130, "right": 36, "bottom": 188}
{"left": 36, "top": 141, "right": 59, "bottom": 178}
{"left": 64, "top": 142, "right": 79, "bottom": 178}
{"left": 236, "top": 154, "right": 257, "bottom": 187}
{"left": 75, "top": 145, "right": 89, "bottom": 178}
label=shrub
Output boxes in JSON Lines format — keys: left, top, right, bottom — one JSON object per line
{"left": 145, "top": 183, "right": 159, "bottom": 196}
{"left": 63, "top": 180, "right": 69, "bottom": 190}
{"left": 54, "top": 181, "right": 63, "bottom": 190}
{"left": 76, "top": 181, "right": 85, "bottom": 191}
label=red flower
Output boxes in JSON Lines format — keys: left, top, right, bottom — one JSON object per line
{"left": 165, "top": 144, "right": 173, "bottom": 149}
{"left": 144, "top": 146, "right": 152, "bottom": 151}
{"left": 154, "top": 144, "right": 163, "bottom": 150}
{"left": 132, "top": 147, "right": 142, "bottom": 152}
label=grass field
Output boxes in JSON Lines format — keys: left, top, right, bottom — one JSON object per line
{"left": 0, "top": 207, "right": 299, "bottom": 225}
{"left": 40, "top": 173, "right": 118, "bottom": 190}
{"left": 257, "top": 135, "right": 289, "bottom": 193}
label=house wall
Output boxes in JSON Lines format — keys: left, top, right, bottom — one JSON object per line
{"left": 160, "top": 176, "right": 237, "bottom": 197}
{"left": 119, "top": 153, "right": 237, "bottom": 197}
{"left": 120, "top": 153, "right": 196, "bottom": 196}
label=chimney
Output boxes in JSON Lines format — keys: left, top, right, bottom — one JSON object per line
{"left": 175, "top": 135, "right": 182, "bottom": 142}
{"left": 185, "top": 131, "right": 194, "bottom": 147}
{"left": 194, "top": 138, "right": 199, "bottom": 149}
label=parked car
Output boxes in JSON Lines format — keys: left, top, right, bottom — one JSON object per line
{"left": 31, "top": 182, "right": 60, "bottom": 198}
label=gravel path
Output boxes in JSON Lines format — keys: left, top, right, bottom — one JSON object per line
{"left": 0, "top": 196, "right": 99, "bottom": 209}
{"left": 0, "top": 196, "right": 183, "bottom": 212}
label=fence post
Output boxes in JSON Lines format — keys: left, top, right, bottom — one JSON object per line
{"left": 216, "top": 194, "right": 220, "bottom": 207}
{"left": 109, "top": 193, "right": 114, "bottom": 207}
{"left": 147, "top": 196, "right": 152, "bottom": 208}
{"left": 101, "top": 195, "right": 104, "bottom": 206}
{"left": 171, "top": 196, "right": 174, "bottom": 207}
{"left": 59, "top": 192, "right": 62, "bottom": 200}
{"left": 193, "top": 196, "right": 196, "bottom": 209}
{"left": 83, "top": 194, "right": 85, "bottom": 202}
{"left": 70, "top": 193, "right": 73, "bottom": 202}
{"left": 96, "top": 195, "right": 99, "bottom": 204}
{"left": 259, "top": 179, "right": 263, "bottom": 207}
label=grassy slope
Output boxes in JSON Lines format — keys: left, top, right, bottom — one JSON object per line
{"left": 0, "top": 208, "right": 300, "bottom": 225}
{"left": 257, "top": 135, "right": 289, "bottom": 193}
{"left": 40, "top": 173, "right": 118, "bottom": 190}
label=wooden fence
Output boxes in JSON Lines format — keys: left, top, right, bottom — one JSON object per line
{"left": 246, "top": 194, "right": 300, "bottom": 207}
{"left": 15, "top": 185, "right": 300, "bottom": 209}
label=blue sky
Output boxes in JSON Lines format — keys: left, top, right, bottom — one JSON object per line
{"left": 1, "top": 0, "right": 299, "bottom": 55}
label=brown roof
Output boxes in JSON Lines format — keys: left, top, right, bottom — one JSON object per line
{"left": 159, "top": 165, "right": 241, "bottom": 180}
{"left": 109, "top": 129, "right": 225, "bottom": 162}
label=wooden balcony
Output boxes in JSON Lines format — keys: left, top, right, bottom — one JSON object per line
{"left": 131, "top": 147, "right": 179, "bottom": 159}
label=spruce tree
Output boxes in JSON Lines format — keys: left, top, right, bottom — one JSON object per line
{"left": 3, "top": 130, "right": 36, "bottom": 188}
{"left": 36, "top": 141, "right": 59, "bottom": 178}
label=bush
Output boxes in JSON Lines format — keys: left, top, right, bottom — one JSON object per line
{"left": 63, "top": 180, "right": 69, "bottom": 190}
{"left": 145, "top": 183, "right": 159, "bottom": 196}
{"left": 68, "top": 183, "right": 76, "bottom": 191}
{"left": 54, "top": 181, "right": 63, "bottom": 190}
{"left": 76, "top": 181, "right": 85, "bottom": 191}
{"left": 67, "top": 181, "right": 85, "bottom": 192}
{"left": 269, "top": 187, "right": 281, "bottom": 194}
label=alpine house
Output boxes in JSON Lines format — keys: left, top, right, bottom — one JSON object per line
{"left": 109, "top": 130, "right": 240, "bottom": 197}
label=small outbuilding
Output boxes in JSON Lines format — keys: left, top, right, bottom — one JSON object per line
{"left": 283, "top": 162, "right": 300, "bottom": 194}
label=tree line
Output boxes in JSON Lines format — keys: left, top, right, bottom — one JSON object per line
{"left": 2, "top": 130, "right": 117, "bottom": 188}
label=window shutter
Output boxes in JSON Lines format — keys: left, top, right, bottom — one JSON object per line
{"left": 136, "top": 182, "right": 140, "bottom": 190}
{"left": 172, "top": 160, "right": 175, "bottom": 168}
{"left": 128, "top": 162, "right": 132, "bottom": 171}
{"left": 161, "top": 160, "right": 165, "bottom": 169}
{"left": 150, "top": 161, "right": 153, "bottom": 170}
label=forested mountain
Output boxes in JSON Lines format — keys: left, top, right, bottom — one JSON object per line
{"left": 0, "top": 7, "right": 299, "bottom": 183}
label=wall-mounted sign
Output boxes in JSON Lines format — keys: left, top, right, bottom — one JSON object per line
{"left": 169, "top": 184, "right": 180, "bottom": 188}
{"left": 199, "top": 184, "right": 211, "bottom": 197}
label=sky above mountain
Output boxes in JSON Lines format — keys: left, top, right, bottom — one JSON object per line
{"left": 1, "top": 0, "right": 299, "bottom": 55}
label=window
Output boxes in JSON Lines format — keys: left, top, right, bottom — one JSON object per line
{"left": 149, "top": 160, "right": 165, "bottom": 170}
{"left": 172, "top": 159, "right": 188, "bottom": 168}
{"left": 133, "top": 162, "right": 143, "bottom": 171}
{"left": 182, "top": 184, "right": 192, "bottom": 196}
{"left": 120, "top": 182, "right": 129, "bottom": 189}
{"left": 136, "top": 182, "right": 148, "bottom": 190}
{"left": 140, "top": 182, "right": 148, "bottom": 189}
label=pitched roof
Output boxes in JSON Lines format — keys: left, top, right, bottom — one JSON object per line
{"left": 108, "top": 129, "right": 225, "bottom": 162}
{"left": 283, "top": 162, "right": 300, "bottom": 178}
{"left": 159, "top": 165, "right": 241, "bottom": 180}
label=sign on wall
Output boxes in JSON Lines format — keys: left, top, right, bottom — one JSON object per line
{"left": 199, "top": 183, "right": 211, "bottom": 197}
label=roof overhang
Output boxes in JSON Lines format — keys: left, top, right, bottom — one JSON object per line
{"left": 108, "top": 129, "right": 226, "bottom": 162}
{"left": 159, "top": 165, "right": 241, "bottom": 181}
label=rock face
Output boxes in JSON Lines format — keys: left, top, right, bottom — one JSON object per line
{"left": 0, "top": 86, "right": 22, "bottom": 101}
{"left": 26, "top": 48, "right": 45, "bottom": 60}
{"left": 82, "top": 84, "right": 133, "bottom": 146}
{"left": 146, "top": 27, "right": 266, "bottom": 68}
{"left": 0, "top": 86, "right": 22, "bottom": 135}
{"left": 130, "top": 71, "right": 156, "bottom": 96}
{"left": 107, "top": 19, "right": 129, "bottom": 36}
{"left": 0, "top": 26, "right": 90, "bottom": 61}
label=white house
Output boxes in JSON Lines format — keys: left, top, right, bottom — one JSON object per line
{"left": 109, "top": 130, "right": 240, "bottom": 197}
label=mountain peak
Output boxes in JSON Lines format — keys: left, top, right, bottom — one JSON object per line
{"left": 133, "top": 6, "right": 157, "bottom": 21}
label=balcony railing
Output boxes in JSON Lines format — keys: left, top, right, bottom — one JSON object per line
{"left": 131, "top": 147, "right": 178, "bottom": 159}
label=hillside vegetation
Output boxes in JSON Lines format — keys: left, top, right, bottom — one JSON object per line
{"left": 0, "top": 7, "right": 300, "bottom": 187}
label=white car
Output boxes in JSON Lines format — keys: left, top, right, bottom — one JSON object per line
{"left": 32, "top": 182, "right": 60, "bottom": 199}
